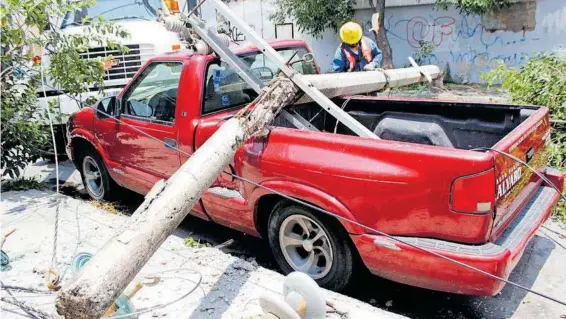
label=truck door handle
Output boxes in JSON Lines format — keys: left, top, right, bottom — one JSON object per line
{"left": 164, "top": 138, "right": 177, "bottom": 149}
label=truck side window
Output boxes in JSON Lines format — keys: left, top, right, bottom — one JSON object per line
{"left": 202, "top": 46, "right": 317, "bottom": 115}
{"left": 202, "top": 62, "right": 256, "bottom": 114}
{"left": 122, "top": 62, "right": 183, "bottom": 124}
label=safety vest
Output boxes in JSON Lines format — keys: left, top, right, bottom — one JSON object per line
{"left": 341, "top": 37, "right": 373, "bottom": 72}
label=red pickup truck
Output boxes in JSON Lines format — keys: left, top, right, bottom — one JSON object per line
{"left": 66, "top": 39, "right": 564, "bottom": 295}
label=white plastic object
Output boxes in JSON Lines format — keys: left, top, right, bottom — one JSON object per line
{"left": 162, "top": 15, "right": 185, "bottom": 33}
{"left": 259, "top": 294, "right": 302, "bottom": 319}
{"left": 194, "top": 40, "right": 212, "bottom": 55}
{"left": 283, "top": 272, "right": 326, "bottom": 319}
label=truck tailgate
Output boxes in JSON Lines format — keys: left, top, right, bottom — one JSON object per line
{"left": 490, "top": 107, "right": 552, "bottom": 240}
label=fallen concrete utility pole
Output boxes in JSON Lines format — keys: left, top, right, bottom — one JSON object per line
{"left": 296, "top": 65, "right": 441, "bottom": 104}
{"left": 56, "top": 79, "right": 299, "bottom": 318}
{"left": 56, "top": 1, "right": 442, "bottom": 317}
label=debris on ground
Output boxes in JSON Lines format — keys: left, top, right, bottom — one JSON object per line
{"left": 0, "top": 189, "right": 406, "bottom": 318}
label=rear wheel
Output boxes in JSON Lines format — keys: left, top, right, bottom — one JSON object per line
{"left": 267, "top": 202, "right": 354, "bottom": 291}
{"left": 78, "top": 149, "right": 114, "bottom": 201}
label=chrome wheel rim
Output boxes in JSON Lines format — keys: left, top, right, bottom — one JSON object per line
{"left": 279, "top": 215, "right": 333, "bottom": 279}
{"left": 82, "top": 156, "right": 103, "bottom": 198}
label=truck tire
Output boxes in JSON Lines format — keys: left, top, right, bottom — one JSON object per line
{"left": 78, "top": 148, "right": 115, "bottom": 201}
{"left": 267, "top": 202, "right": 354, "bottom": 291}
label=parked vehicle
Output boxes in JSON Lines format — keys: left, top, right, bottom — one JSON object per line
{"left": 38, "top": 0, "right": 187, "bottom": 154}
{"left": 66, "top": 39, "right": 564, "bottom": 295}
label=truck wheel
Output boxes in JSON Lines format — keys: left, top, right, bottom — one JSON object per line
{"left": 78, "top": 149, "right": 114, "bottom": 201}
{"left": 267, "top": 202, "right": 354, "bottom": 291}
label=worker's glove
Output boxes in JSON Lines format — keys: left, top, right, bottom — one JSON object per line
{"left": 363, "top": 63, "right": 376, "bottom": 71}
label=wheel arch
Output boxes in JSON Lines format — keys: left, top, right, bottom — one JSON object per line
{"left": 252, "top": 181, "right": 365, "bottom": 238}
{"left": 68, "top": 130, "right": 109, "bottom": 165}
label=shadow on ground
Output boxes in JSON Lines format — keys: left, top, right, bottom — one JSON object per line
{"left": 343, "top": 236, "right": 555, "bottom": 319}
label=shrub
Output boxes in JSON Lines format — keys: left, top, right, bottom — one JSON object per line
{"left": 1, "top": 0, "right": 127, "bottom": 179}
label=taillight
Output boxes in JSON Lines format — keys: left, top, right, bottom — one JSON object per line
{"left": 450, "top": 169, "right": 495, "bottom": 214}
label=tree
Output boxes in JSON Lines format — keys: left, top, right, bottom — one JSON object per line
{"left": 1, "top": 0, "right": 127, "bottom": 179}
{"left": 368, "top": 0, "right": 392, "bottom": 69}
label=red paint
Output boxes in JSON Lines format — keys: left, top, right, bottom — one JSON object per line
{"left": 67, "top": 39, "right": 564, "bottom": 296}
{"left": 354, "top": 188, "right": 561, "bottom": 296}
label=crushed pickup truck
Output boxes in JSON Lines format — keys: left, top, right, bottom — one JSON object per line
{"left": 66, "top": 37, "right": 564, "bottom": 296}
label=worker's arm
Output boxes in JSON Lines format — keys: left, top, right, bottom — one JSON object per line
{"left": 369, "top": 40, "right": 383, "bottom": 67}
{"left": 332, "top": 47, "right": 348, "bottom": 73}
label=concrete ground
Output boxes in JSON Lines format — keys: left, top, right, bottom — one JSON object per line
{"left": 6, "top": 156, "right": 566, "bottom": 319}
{"left": 1, "top": 189, "right": 405, "bottom": 319}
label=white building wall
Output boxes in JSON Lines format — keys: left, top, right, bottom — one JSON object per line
{"left": 199, "top": 0, "right": 566, "bottom": 83}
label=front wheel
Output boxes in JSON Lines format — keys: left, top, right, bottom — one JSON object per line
{"left": 267, "top": 202, "right": 355, "bottom": 291}
{"left": 79, "top": 149, "right": 114, "bottom": 201}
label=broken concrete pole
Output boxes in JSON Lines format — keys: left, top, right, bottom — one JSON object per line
{"left": 296, "top": 65, "right": 441, "bottom": 104}
{"left": 56, "top": 78, "right": 298, "bottom": 319}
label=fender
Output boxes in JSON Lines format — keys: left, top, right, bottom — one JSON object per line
{"left": 250, "top": 180, "right": 365, "bottom": 234}
{"left": 69, "top": 128, "right": 111, "bottom": 163}
{"left": 69, "top": 129, "right": 124, "bottom": 185}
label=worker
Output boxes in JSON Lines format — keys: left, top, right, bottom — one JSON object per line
{"left": 332, "top": 21, "right": 382, "bottom": 73}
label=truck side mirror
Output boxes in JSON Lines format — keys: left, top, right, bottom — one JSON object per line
{"left": 95, "top": 96, "right": 117, "bottom": 119}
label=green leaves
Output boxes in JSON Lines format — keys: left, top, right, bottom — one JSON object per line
{"left": 435, "top": 0, "right": 511, "bottom": 15}
{"left": 1, "top": 0, "right": 127, "bottom": 179}
{"left": 482, "top": 55, "right": 566, "bottom": 220}
{"left": 269, "top": 0, "right": 356, "bottom": 39}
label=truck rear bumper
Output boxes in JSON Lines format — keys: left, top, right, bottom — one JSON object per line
{"left": 352, "top": 184, "right": 561, "bottom": 296}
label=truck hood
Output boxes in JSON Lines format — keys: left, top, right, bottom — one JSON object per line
{"left": 60, "top": 20, "right": 180, "bottom": 53}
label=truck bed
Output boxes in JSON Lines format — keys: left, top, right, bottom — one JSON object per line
{"left": 283, "top": 96, "right": 538, "bottom": 150}
{"left": 272, "top": 96, "right": 553, "bottom": 244}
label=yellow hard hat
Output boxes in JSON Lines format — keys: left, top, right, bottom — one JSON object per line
{"left": 340, "top": 22, "right": 363, "bottom": 45}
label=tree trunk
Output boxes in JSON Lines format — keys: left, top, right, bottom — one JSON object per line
{"left": 55, "top": 78, "right": 299, "bottom": 319}
{"left": 373, "top": 0, "right": 393, "bottom": 69}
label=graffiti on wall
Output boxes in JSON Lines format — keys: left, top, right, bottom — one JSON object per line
{"left": 360, "top": 12, "right": 547, "bottom": 81}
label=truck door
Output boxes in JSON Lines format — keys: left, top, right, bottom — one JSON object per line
{"left": 116, "top": 61, "right": 183, "bottom": 186}
{"left": 93, "top": 96, "right": 120, "bottom": 163}
{"left": 193, "top": 60, "right": 260, "bottom": 234}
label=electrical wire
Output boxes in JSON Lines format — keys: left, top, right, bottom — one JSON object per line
{"left": 39, "top": 60, "right": 60, "bottom": 196}
{"left": 106, "top": 268, "right": 203, "bottom": 319}
{"left": 471, "top": 147, "right": 566, "bottom": 203}
{"left": 39, "top": 56, "right": 63, "bottom": 292}
{"left": 333, "top": 98, "right": 351, "bottom": 134}
{"left": 70, "top": 103, "right": 566, "bottom": 308}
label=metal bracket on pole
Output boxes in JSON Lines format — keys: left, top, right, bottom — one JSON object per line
{"left": 191, "top": 0, "right": 378, "bottom": 139}
{"left": 408, "top": 57, "right": 433, "bottom": 84}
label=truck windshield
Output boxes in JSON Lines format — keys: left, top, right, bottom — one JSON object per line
{"left": 202, "top": 46, "right": 317, "bottom": 114}
{"left": 61, "top": 0, "right": 163, "bottom": 29}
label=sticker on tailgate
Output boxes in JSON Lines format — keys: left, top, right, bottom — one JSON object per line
{"left": 496, "top": 164, "right": 522, "bottom": 200}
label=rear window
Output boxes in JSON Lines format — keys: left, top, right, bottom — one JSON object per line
{"left": 202, "top": 46, "right": 317, "bottom": 115}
